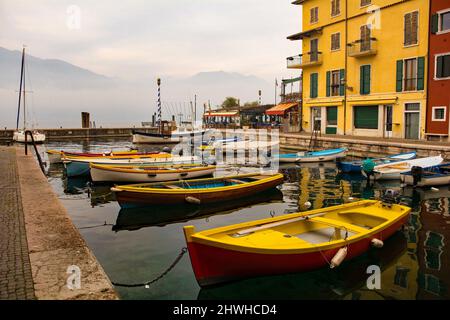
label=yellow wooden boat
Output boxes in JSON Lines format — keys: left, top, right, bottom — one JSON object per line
{"left": 90, "top": 163, "right": 216, "bottom": 183}
{"left": 183, "top": 199, "right": 411, "bottom": 286}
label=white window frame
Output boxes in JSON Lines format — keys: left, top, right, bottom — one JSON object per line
{"left": 437, "top": 8, "right": 450, "bottom": 35}
{"left": 403, "top": 57, "right": 418, "bottom": 92}
{"left": 403, "top": 10, "right": 420, "bottom": 48}
{"left": 432, "top": 106, "right": 447, "bottom": 122}
{"left": 404, "top": 101, "right": 422, "bottom": 139}
{"left": 330, "top": 32, "right": 341, "bottom": 51}
{"left": 434, "top": 52, "right": 450, "bottom": 80}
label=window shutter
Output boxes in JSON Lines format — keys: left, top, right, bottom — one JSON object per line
{"left": 411, "top": 11, "right": 418, "bottom": 44}
{"left": 339, "top": 69, "right": 345, "bottom": 96}
{"left": 417, "top": 56, "right": 425, "bottom": 90}
{"left": 404, "top": 13, "right": 411, "bottom": 45}
{"left": 396, "top": 60, "right": 403, "bottom": 92}
{"left": 364, "top": 65, "right": 371, "bottom": 94}
{"left": 431, "top": 14, "right": 439, "bottom": 34}
{"left": 310, "top": 73, "right": 318, "bottom": 98}
{"left": 326, "top": 71, "right": 331, "bottom": 97}
{"left": 436, "top": 56, "right": 443, "bottom": 78}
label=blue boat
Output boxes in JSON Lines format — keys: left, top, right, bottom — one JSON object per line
{"left": 337, "top": 152, "right": 416, "bottom": 173}
{"left": 276, "top": 148, "right": 347, "bottom": 163}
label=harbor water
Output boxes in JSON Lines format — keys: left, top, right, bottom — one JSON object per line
{"left": 38, "top": 138, "right": 450, "bottom": 300}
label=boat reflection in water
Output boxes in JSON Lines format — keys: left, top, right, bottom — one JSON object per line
{"left": 197, "top": 232, "right": 408, "bottom": 300}
{"left": 112, "top": 188, "right": 284, "bottom": 232}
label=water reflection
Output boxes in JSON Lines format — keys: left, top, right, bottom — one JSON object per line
{"left": 42, "top": 139, "right": 450, "bottom": 299}
{"left": 113, "top": 189, "right": 284, "bottom": 232}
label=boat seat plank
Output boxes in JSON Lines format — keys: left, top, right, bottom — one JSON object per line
{"left": 309, "top": 217, "right": 369, "bottom": 234}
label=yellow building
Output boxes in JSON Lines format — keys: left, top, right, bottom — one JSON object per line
{"left": 287, "top": 0, "right": 430, "bottom": 139}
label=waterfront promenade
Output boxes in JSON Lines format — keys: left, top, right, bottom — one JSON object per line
{"left": 0, "top": 146, "right": 117, "bottom": 300}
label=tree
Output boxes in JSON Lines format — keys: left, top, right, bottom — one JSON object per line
{"left": 221, "top": 97, "right": 239, "bottom": 110}
{"left": 243, "top": 101, "right": 259, "bottom": 108}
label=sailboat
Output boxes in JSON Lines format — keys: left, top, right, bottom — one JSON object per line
{"left": 13, "top": 46, "right": 46, "bottom": 144}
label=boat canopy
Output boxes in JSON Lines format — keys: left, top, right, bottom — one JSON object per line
{"left": 265, "top": 103, "right": 298, "bottom": 116}
{"left": 203, "top": 111, "right": 239, "bottom": 118}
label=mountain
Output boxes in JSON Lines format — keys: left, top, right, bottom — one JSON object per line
{"left": 0, "top": 47, "right": 116, "bottom": 90}
{"left": 0, "top": 47, "right": 274, "bottom": 128}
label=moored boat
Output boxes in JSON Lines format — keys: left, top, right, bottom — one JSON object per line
{"left": 183, "top": 199, "right": 411, "bottom": 287}
{"left": 90, "top": 163, "right": 216, "bottom": 182}
{"left": 47, "top": 149, "right": 145, "bottom": 164}
{"left": 111, "top": 172, "right": 284, "bottom": 208}
{"left": 276, "top": 148, "right": 347, "bottom": 163}
{"left": 132, "top": 128, "right": 211, "bottom": 144}
{"left": 201, "top": 139, "right": 279, "bottom": 154}
{"left": 362, "top": 155, "right": 443, "bottom": 180}
{"left": 337, "top": 152, "right": 416, "bottom": 173}
{"left": 63, "top": 154, "right": 200, "bottom": 177}
{"left": 400, "top": 163, "right": 450, "bottom": 187}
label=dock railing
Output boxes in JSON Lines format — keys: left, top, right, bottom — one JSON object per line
{"left": 24, "top": 130, "right": 46, "bottom": 175}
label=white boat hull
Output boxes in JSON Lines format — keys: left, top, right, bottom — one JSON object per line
{"left": 208, "top": 140, "right": 279, "bottom": 153}
{"left": 132, "top": 133, "right": 179, "bottom": 144}
{"left": 401, "top": 174, "right": 450, "bottom": 187}
{"left": 13, "top": 131, "right": 46, "bottom": 143}
{"left": 278, "top": 150, "right": 347, "bottom": 163}
{"left": 366, "top": 155, "right": 444, "bottom": 180}
{"left": 90, "top": 166, "right": 216, "bottom": 182}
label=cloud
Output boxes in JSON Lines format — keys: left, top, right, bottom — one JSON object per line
{"left": 1, "top": 0, "right": 302, "bottom": 80}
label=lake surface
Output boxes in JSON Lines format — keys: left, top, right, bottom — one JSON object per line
{"left": 36, "top": 138, "right": 450, "bottom": 300}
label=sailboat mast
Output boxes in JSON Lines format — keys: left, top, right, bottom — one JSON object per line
{"left": 16, "top": 47, "right": 25, "bottom": 130}
{"left": 23, "top": 49, "right": 26, "bottom": 130}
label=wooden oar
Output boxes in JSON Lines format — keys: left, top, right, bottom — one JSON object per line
{"left": 233, "top": 212, "right": 328, "bottom": 236}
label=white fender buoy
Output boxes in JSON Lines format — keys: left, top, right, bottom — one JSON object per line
{"left": 185, "top": 196, "right": 201, "bottom": 204}
{"left": 304, "top": 201, "right": 312, "bottom": 209}
{"left": 371, "top": 238, "right": 384, "bottom": 248}
{"left": 330, "top": 247, "right": 347, "bottom": 269}
{"left": 431, "top": 187, "right": 439, "bottom": 192}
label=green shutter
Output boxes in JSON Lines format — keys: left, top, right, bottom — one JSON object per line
{"left": 326, "top": 71, "right": 331, "bottom": 97}
{"left": 360, "top": 66, "right": 370, "bottom": 95}
{"left": 417, "top": 56, "right": 425, "bottom": 90}
{"left": 364, "top": 65, "right": 371, "bottom": 94}
{"left": 310, "top": 73, "right": 318, "bottom": 98}
{"left": 396, "top": 60, "right": 403, "bottom": 92}
{"left": 431, "top": 14, "right": 439, "bottom": 34}
{"left": 354, "top": 106, "right": 378, "bottom": 129}
{"left": 339, "top": 69, "right": 345, "bottom": 96}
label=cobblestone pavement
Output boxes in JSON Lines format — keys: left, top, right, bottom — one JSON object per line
{"left": 0, "top": 147, "right": 35, "bottom": 299}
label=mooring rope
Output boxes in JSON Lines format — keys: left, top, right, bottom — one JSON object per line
{"left": 111, "top": 247, "right": 188, "bottom": 288}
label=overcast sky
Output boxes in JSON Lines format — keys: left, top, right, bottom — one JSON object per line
{"left": 1, "top": 0, "right": 303, "bottom": 81}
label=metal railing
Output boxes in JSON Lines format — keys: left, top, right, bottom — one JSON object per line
{"left": 24, "top": 130, "right": 46, "bottom": 175}
{"left": 287, "top": 52, "right": 322, "bottom": 68}
{"left": 347, "top": 38, "right": 377, "bottom": 57}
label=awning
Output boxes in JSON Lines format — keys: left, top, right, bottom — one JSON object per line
{"left": 265, "top": 103, "right": 298, "bottom": 116}
{"left": 287, "top": 27, "right": 322, "bottom": 41}
{"left": 203, "top": 111, "right": 239, "bottom": 117}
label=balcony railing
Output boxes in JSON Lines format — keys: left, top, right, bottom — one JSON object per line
{"left": 347, "top": 38, "right": 377, "bottom": 57}
{"left": 286, "top": 52, "right": 322, "bottom": 69}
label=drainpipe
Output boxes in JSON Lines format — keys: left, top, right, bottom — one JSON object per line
{"left": 424, "top": 0, "right": 432, "bottom": 138}
{"left": 343, "top": 0, "right": 348, "bottom": 136}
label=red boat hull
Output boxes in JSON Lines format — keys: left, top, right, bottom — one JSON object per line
{"left": 186, "top": 215, "right": 409, "bottom": 287}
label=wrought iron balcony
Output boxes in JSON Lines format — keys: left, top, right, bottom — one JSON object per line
{"left": 347, "top": 38, "right": 377, "bottom": 57}
{"left": 286, "top": 52, "right": 322, "bottom": 69}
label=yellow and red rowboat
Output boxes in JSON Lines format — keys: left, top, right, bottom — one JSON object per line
{"left": 112, "top": 172, "right": 284, "bottom": 208}
{"left": 183, "top": 200, "right": 411, "bottom": 287}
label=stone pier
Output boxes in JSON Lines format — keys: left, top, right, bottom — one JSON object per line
{"left": 0, "top": 146, "right": 118, "bottom": 300}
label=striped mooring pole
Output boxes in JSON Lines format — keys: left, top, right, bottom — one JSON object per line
{"left": 157, "top": 78, "right": 161, "bottom": 133}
